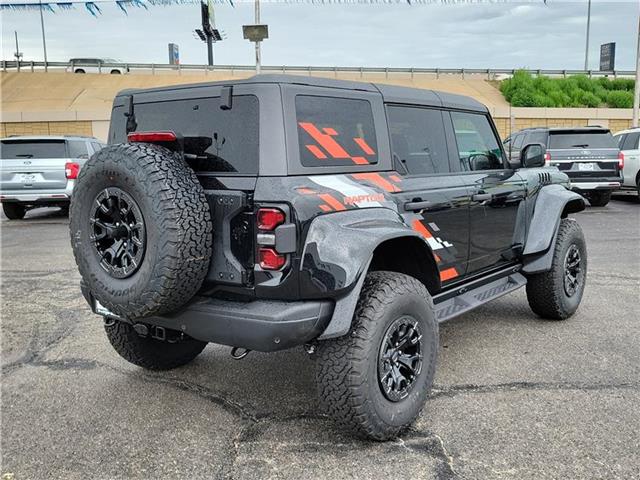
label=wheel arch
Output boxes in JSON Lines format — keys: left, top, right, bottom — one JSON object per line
{"left": 522, "top": 184, "right": 586, "bottom": 274}
{"left": 306, "top": 208, "right": 440, "bottom": 339}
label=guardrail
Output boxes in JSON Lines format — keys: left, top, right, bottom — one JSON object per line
{"left": 1, "top": 60, "right": 635, "bottom": 79}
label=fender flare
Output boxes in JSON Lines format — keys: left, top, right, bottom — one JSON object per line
{"left": 300, "top": 208, "right": 433, "bottom": 339}
{"left": 522, "top": 184, "right": 585, "bottom": 274}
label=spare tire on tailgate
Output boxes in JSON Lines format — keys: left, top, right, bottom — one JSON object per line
{"left": 70, "top": 143, "right": 212, "bottom": 319}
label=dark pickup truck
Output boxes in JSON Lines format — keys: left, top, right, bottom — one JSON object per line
{"left": 70, "top": 75, "right": 588, "bottom": 440}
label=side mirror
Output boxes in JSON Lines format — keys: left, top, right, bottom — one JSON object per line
{"left": 520, "top": 143, "right": 546, "bottom": 168}
{"left": 468, "top": 152, "right": 502, "bottom": 171}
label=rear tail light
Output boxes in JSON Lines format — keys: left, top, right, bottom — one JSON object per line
{"left": 65, "top": 162, "right": 80, "bottom": 179}
{"left": 257, "top": 208, "right": 286, "bottom": 231}
{"left": 127, "top": 131, "right": 177, "bottom": 143}
{"left": 618, "top": 151, "right": 625, "bottom": 169}
{"left": 544, "top": 152, "right": 551, "bottom": 166}
{"left": 258, "top": 247, "right": 286, "bottom": 270}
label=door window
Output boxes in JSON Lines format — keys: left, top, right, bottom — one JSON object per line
{"left": 512, "top": 133, "right": 525, "bottom": 149}
{"left": 387, "top": 105, "right": 449, "bottom": 175}
{"left": 451, "top": 112, "right": 505, "bottom": 171}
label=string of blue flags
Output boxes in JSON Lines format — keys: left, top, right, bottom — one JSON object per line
{"left": 0, "top": 0, "right": 546, "bottom": 17}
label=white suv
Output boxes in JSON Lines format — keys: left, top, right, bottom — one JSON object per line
{"left": 613, "top": 128, "right": 640, "bottom": 199}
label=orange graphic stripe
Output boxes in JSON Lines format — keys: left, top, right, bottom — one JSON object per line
{"left": 318, "top": 194, "right": 347, "bottom": 211}
{"left": 411, "top": 219, "right": 433, "bottom": 239}
{"left": 299, "top": 122, "right": 350, "bottom": 159}
{"left": 352, "top": 173, "right": 401, "bottom": 192}
{"left": 306, "top": 144, "right": 328, "bottom": 159}
{"left": 354, "top": 137, "right": 376, "bottom": 155}
{"left": 389, "top": 174, "right": 402, "bottom": 183}
{"left": 297, "top": 187, "right": 316, "bottom": 195}
{"left": 323, "top": 127, "right": 338, "bottom": 136}
{"left": 319, "top": 204, "right": 333, "bottom": 212}
{"left": 351, "top": 156, "right": 370, "bottom": 165}
{"left": 439, "top": 268, "right": 459, "bottom": 281}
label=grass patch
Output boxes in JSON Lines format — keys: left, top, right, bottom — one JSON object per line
{"left": 500, "top": 70, "right": 634, "bottom": 108}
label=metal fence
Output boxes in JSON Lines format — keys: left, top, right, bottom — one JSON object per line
{"left": 1, "top": 60, "right": 635, "bottom": 80}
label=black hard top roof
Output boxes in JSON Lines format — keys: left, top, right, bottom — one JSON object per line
{"left": 116, "top": 74, "right": 487, "bottom": 112}
{"left": 516, "top": 126, "right": 611, "bottom": 133}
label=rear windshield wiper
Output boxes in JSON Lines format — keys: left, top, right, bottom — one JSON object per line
{"left": 16, "top": 154, "right": 34, "bottom": 158}
{"left": 571, "top": 144, "right": 589, "bottom": 148}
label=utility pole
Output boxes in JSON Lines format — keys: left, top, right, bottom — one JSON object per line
{"left": 584, "top": 0, "right": 591, "bottom": 71}
{"left": 633, "top": 6, "right": 640, "bottom": 128}
{"left": 255, "top": 0, "right": 261, "bottom": 74}
{"left": 14, "top": 31, "right": 23, "bottom": 72}
{"left": 38, "top": 0, "right": 48, "bottom": 71}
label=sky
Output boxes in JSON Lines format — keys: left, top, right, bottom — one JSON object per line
{"left": 0, "top": 0, "right": 638, "bottom": 70}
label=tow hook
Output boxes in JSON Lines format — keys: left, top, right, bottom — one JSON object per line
{"left": 230, "top": 347, "right": 251, "bottom": 360}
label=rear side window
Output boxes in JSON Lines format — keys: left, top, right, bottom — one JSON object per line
{"left": 451, "top": 112, "right": 504, "bottom": 171}
{"left": 295, "top": 95, "right": 378, "bottom": 167}
{"left": 67, "top": 140, "right": 90, "bottom": 158}
{"left": 548, "top": 131, "right": 617, "bottom": 149}
{"left": 0, "top": 140, "right": 67, "bottom": 159}
{"left": 387, "top": 105, "right": 449, "bottom": 175}
{"left": 526, "top": 131, "right": 548, "bottom": 145}
{"left": 512, "top": 134, "right": 525, "bottom": 149}
{"left": 116, "top": 95, "right": 259, "bottom": 174}
{"left": 622, "top": 132, "right": 640, "bottom": 150}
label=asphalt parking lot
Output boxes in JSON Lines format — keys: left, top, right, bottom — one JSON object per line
{"left": 2, "top": 194, "right": 639, "bottom": 480}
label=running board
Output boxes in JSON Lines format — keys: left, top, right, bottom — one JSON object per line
{"left": 433, "top": 272, "right": 527, "bottom": 323}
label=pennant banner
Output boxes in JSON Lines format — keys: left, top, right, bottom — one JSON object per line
{"left": 0, "top": 0, "right": 546, "bottom": 14}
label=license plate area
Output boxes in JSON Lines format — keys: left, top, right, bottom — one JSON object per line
{"left": 20, "top": 173, "right": 37, "bottom": 184}
{"left": 577, "top": 163, "right": 596, "bottom": 171}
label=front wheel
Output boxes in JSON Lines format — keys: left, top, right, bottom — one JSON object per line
{"left": 2, "top": 203, "right": 26, "bottom": 220}
{"left": 105, "top": 320, "right": 207, "bottom": 370}
{"left": 315, "top": 271, "right": 438, "bottom": 440}
{"left": 525, "top": 218, "right": 587, "bottom": 320}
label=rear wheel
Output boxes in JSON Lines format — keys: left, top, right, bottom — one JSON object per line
{"left": 315, "top": 271, "right": 438, "bottom": 440}
{"left": 2, "top": 203, "right": 26, "bottom": 220}
{"left": 587, "top": 190, "right": 611, "bottom": 207}
{"left": 105, "top": 320, "right": 206, "bottom": 370}
{"left": 525, "top": 218, "right": 587, "bottom": 320}
{"left": 74, "top": 69, "right": 85, "bottom": 74}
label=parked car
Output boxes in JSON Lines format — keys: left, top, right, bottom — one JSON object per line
{"left": 613, "top": 127, "right": 640, "bottom": 199}
{"left": 68, "top": 58, "right": 128, "bottom": 74}
{"left": 504, "top": 126, "right": 623, "bottom": 206}
{"left": 0, "top": 135, "right": 104, "bottom": 219}
{"left": 70, "top": 75, "right": 587, "bottom": 440}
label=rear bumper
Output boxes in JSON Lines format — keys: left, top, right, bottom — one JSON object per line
{"left": 0, "top": 182, "right": 73, "bottom": 204}
{"left": 81, "top": 284, "right": 335, "bottom": 352}
{"left": 570, "top": 179, "right": 621, "bottom": 192}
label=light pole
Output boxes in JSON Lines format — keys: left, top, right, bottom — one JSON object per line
{"left": 38, "top": 0, "right": 48, "bottom": 71}
{"left": 14, "top": 31, "right": 23, "bottom": 71}
{"left": 584, "top": 0, "right": 591, "bottom": 70}
{"left": 254, "top": 0, "right": 263, "bottom": 73}
{"left": 633, "top": 7, "right": 640, "bottom": 128}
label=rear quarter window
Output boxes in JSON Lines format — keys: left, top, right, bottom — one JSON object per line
{"left": 295, "top": 95, "right": 378, "bottom": 167}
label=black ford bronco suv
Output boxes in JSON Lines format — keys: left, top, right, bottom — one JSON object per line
{"left": 70, "top": 75, "right": 588, "bottom": 440}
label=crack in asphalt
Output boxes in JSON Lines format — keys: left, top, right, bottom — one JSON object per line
{"left": 430, "top": 380, "right": 640, "bottom": 399}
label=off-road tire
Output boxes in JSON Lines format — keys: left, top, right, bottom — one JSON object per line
{"left": 70, "top": 143, "right": 212, "bottom": 319}
{"left": 587, "top": 191, "right": 611, "bottom": 207}
{"left": 2, "top": 203, "right": 26, "bottom": 220}
{"left": 525, "top": 218, "right": 587, "bottom": 320}
{"left": 105, "top": 320, "right": 207, "bottom": 370}
{"left": 315, "top": 271, "right": 438, "bottom": 441}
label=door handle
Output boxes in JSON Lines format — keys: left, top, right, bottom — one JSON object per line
{"left": 404, "top": 200, "right": 432, "bottom": 211}
{"left": 472, "top": 193, "right": 492, "bottom": 202}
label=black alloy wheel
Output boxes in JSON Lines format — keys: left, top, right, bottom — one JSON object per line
{"left": 378, "top": 316, "right": 423, "bottom": 402}
{"left": 90, "top": 187, "right": 146, "bottom": 279}
{"left": 563, "top": 244, "right": 583, "bottom": 297}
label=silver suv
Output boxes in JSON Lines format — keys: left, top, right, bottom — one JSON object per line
{"left": 0, "top": 135, "right": 104, "bottom": 219}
